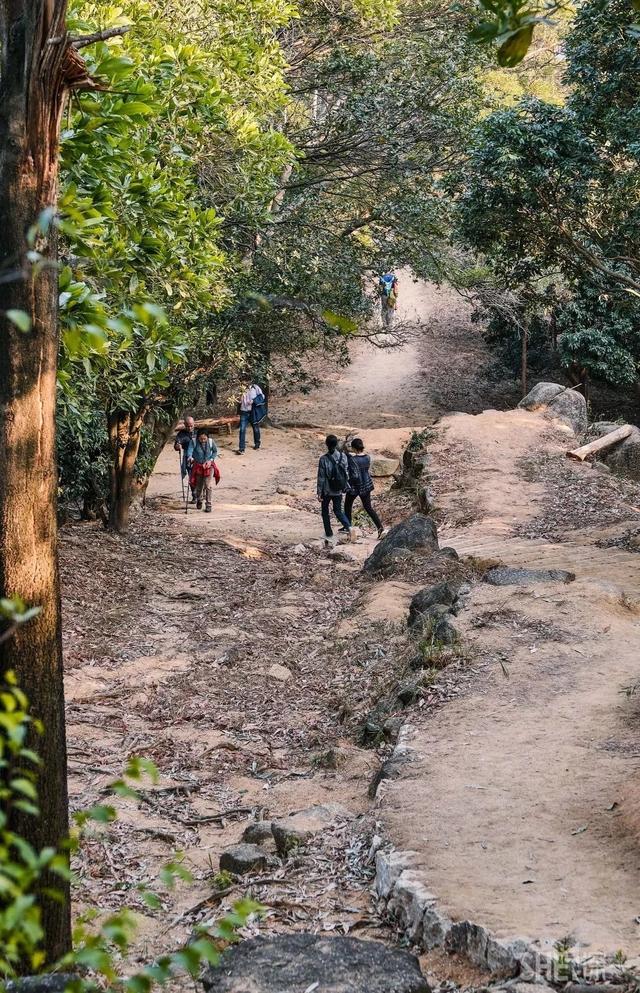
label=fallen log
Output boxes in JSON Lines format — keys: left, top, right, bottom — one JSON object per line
{"left": 567, "top": 424, "right": 633, "bottom": 462}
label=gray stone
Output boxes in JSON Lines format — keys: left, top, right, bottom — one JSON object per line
{"left": 445, "top": 921, "right": 519, "bottom": 978}
{"left": 484, "top": 566, "right": 575, "bottom": 586}
{"left": 219, "top": 843, "right": 268, "bottom": 875}
{"left": 375, "top": 849, "right": 415, "bottom": 899}
{"left": 396, "top": 680, "right": 421, "bottom": 706}
{"left": 416, "top": 485, "right": 435, "bottom": 514}
{"left": 376, "top": 547, "right": 415, "bottom": 577}
{"left": 601, "top": 425, "right": 640, "bottom": 481}
{"left": 383, "top": 715, "right": 405, "bottom": 741}
{"left": 6, "top": 979, "right": 77, "bottom": 993}
{"left": 438, "top": 546, "right": 460, "bottom": 560}
{"left": 371, "top": 455, "right": 400, "bottom": 477}
{"left": 271, "top": 802, "right": 352, "bottom": 856}
{"left": 518, "top": 382, "right": 587, "bottom": 435}
{"left": 433, "top": 615, "right": 459, "bottom": 645}
{"left": 388, "top": 870, "right": 441, "bottom": 944}
{"left": 409, "top": 582, "right": 459, "bottom": 627}
{"left": 203, "top": 933, "right": 430, "bottom": 993}
{"left": 414, "top": 603, "right": 455, "bottom": 635}
{"left": 363, "top": 514, "right": 438, "bottom": 576}
{"left": 241, "top": 820, "right": 274, "bottom": 846}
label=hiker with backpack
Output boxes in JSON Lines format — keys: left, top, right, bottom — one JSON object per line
{"left": 174, "top": 414, "right": 197, "bottom": 503}
{"left": 317, "top": 434, "right": 356, "bottom": 546}
{"left": 344, "top": 437, "right": 386, "bottom": 540}
{"left": 187, "top": 429, "right": 219, "bottom": 513}
{"left": 378, "top": 271, "right": 399, "bottom": 327}
{"left": 236, "top": 382, "right": 267, "bottom": 455}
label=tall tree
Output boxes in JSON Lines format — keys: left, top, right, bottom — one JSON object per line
{"left": 0, "top": 0, "right": 78, "bottom": 962}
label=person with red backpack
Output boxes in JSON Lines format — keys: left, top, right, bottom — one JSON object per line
{"left": 343, "top": 437, "right": 386, "bottom": 539}
{"left": 187, "top": 430, "right": 219, "bottom": 512}
{"left": 317, "top": 434, "right": 356, "bottom": 546}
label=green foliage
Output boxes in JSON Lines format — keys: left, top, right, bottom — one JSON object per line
{"left": 0, "top": 661, "right": 262, "bottom": 983}
{"left": 456, "top": 0, "right": 640, "bottom": 388}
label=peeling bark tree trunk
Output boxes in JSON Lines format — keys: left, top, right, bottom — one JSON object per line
{"left": 0, "top": 1, "right": 74, "bottom": 963}
{"left": 107, "top": 410, "right": 145, "bottom": 533}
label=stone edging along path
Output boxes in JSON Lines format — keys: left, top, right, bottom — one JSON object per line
{"left": 372, "top": 724, "right": 556, "bottom": 982}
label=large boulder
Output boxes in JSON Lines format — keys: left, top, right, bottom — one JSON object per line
{"left": 363, "top": 514, "right": 438, "bottom": 575}
{"left": 370, "top": 455, "right": 400, "bottom": 478}
{"left": 601, "top": 425, "right": 640, "bottom": 481}
{"left": 219, "top": 843, "right": 268, "bottom": 875}
{"left": 203, "top": 934, "right": 430, "bottom": 993}
{"left": 518, "top": 382, "right": 587, "bottom": 436}
{"left": 408, "top": 581, "right": 459, "bottom": 628}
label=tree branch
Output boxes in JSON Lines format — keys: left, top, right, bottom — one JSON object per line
{"left": 71, "top": 26, "right": 131, "bottom": 50}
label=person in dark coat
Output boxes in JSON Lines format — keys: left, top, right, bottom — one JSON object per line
{"left": 174, "top": 414, "right": 196, "bottom": 502}
{"left": 317, "top": 434, "right": 355, "bottom": 545}
{"left": 344, "top": 437, "right": 386, "bottom": 539}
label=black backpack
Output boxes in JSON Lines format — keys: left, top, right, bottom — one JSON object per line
{"left": 328, "top": 453, "right": 349, "bottom": 493}
{"left": 346, "top": 453, "right": 362, "bottom": 493}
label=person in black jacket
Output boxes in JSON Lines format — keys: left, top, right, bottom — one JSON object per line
{"left": 344, "top": 437, "right": 386, "bottom": 539}
{"left": 317, "top": 435, "right": 356, "bottom": 545}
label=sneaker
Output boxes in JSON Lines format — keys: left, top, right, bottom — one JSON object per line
{"left": 324, "top": 536, "right": 335, "bottom": 548}
{"left": 205, "top": 506, "right": 212, "bottom": 513}
{"left": 235, "top": 450, "right": 245, "bottom": 456}
{"left": 190, "top": 494, "right": 197, "bottom": 503}
{"left": 377, "top": 528, "right": 388, "bottom": 540}
{"left": 196, "top": 500, "right": 203, "bottom": 510}
{"left": 338, "top": 526, "right": 349, "bottom": 534}
{"left": 253, "top": 445, "right": 260, "bottom": 450}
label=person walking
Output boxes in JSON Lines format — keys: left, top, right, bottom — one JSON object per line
{"left": 344, "top": 437, "right": 386, "bottom": 539}
{"left": 236, "top": 382, "right": 266, "bottom": 455}
{"left": 317, "top": 434, "right": 356, "bottom": 546}
{"left": 187, "top": 430, "right": 219, "bottom": 512}
{"left": 174, "top": 414, "right": 197, "bottom": 502}
{"left": 378, "top": 271, "right": 399, "bottom": 327}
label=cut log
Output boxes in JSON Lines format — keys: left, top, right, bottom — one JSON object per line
{"left": 567, "top": 425, "right": 633, "bottom": 461}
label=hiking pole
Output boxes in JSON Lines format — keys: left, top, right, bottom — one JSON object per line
{"left": 178, "top": 451, "right": 186, "bottom": 502}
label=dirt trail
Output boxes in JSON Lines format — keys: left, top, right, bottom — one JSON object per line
{"left": 381, "top": 410, "right": 640, "bottom": 960}
{"left": 63, "top": 277, "right": 640, "bottom": 974}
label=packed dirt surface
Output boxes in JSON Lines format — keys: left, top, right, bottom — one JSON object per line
{"left": 62, "top": 278, "right": 640, "bottom": 979}
{"left": 382, "top": 409, "right": 640, "bottom": 960}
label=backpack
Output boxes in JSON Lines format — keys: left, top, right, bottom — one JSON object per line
{"left": 346, "top": 453, "right": 362, "bottom": 493}
{"left": 328, "top": 453, "right": 349, "bottom": 493}
{"left": 251, "top": 389, "right": 267, "bottom": 425}
{"left": 380, "top": 274, "right": 396, "bottom": 299}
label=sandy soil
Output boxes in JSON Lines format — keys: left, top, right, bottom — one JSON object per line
{"left": 381, "top": 409, "right": 640, "bottom": 959}
{"left": 62, "top": 276, "right": 640, "bottom": 978}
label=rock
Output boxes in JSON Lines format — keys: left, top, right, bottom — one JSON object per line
{"left": 408, "top": 581, "right": 459, "bottom": 628}
{"left": 371, "top": 456, "right": 400, "bottom": 478}
{"left": 241, "top": 820, "right": 274, "bottom": 846}
{"left": 484, "top": 566, "right": 575, "bottom": 586}
{"left": 433, "top": 615, "right": 459, "bottom": 645}
{"left": 6, "top": 978, "right": 78, "bottom": 993}
{"left": 414, "top": 603, "right": 454, "bottom": 633}
{"left": 376, "top": 547, "right": 415, "bottom": 577}
{"left": 416, "top": 485, "right": 435, "bottom": 514}
{"left": 271, "top": 802, "right": 352, "bottom": 856}
{"left": 277, "top": 485, "right": 299, "bottom": 496}
{"left": 396, "top": 680, "right": 420, "bottom": 706}
{"left": 267, "top": 662, "right": 292, "bottom": 682}
{"left": 329, "top": 546, "right": 359, "bottom": 563}
{"left": 363, "top": 514, "right": 439, "bottom": 575}
{"left": 203, "top": 933, "right": 430, "bottom": 993}
{"left": 291, "top": 543, "right": 307, "bottom": 554}
{"left": 518, "top": 382, "right": 587, "bottom": 435}
{"left": 219, "top": 843, "right": 268, "bottom": 875}
{"left": 601, "top": 425, "right": 640, "bottom": 481}
{"left": 438, "top": 546, "right": 459, "bottom": 560}
{"left": 383, "top": 715, "right": 405, "bottom": 741}
{"left": 446, "top": 921, "right": 519, "bottom": 978}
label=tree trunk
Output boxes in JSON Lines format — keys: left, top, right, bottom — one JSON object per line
{"left": 521, "top": 327, "right": 528, "bottom": 397}
{"left": 0, "top": 1, "right": 74, "bottom": 963}
{"left": 107, "top": 411, "right": 144, "bottom": 533}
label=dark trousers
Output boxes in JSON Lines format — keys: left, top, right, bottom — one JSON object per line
{"left": 321, "top": 495, "right": 351, "bottom": 537}
{"left": 345, "top": 490, "right": 383, "bottom": 530}
{"left": 239, "top": 410, "right": 261, "bottom": 452}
